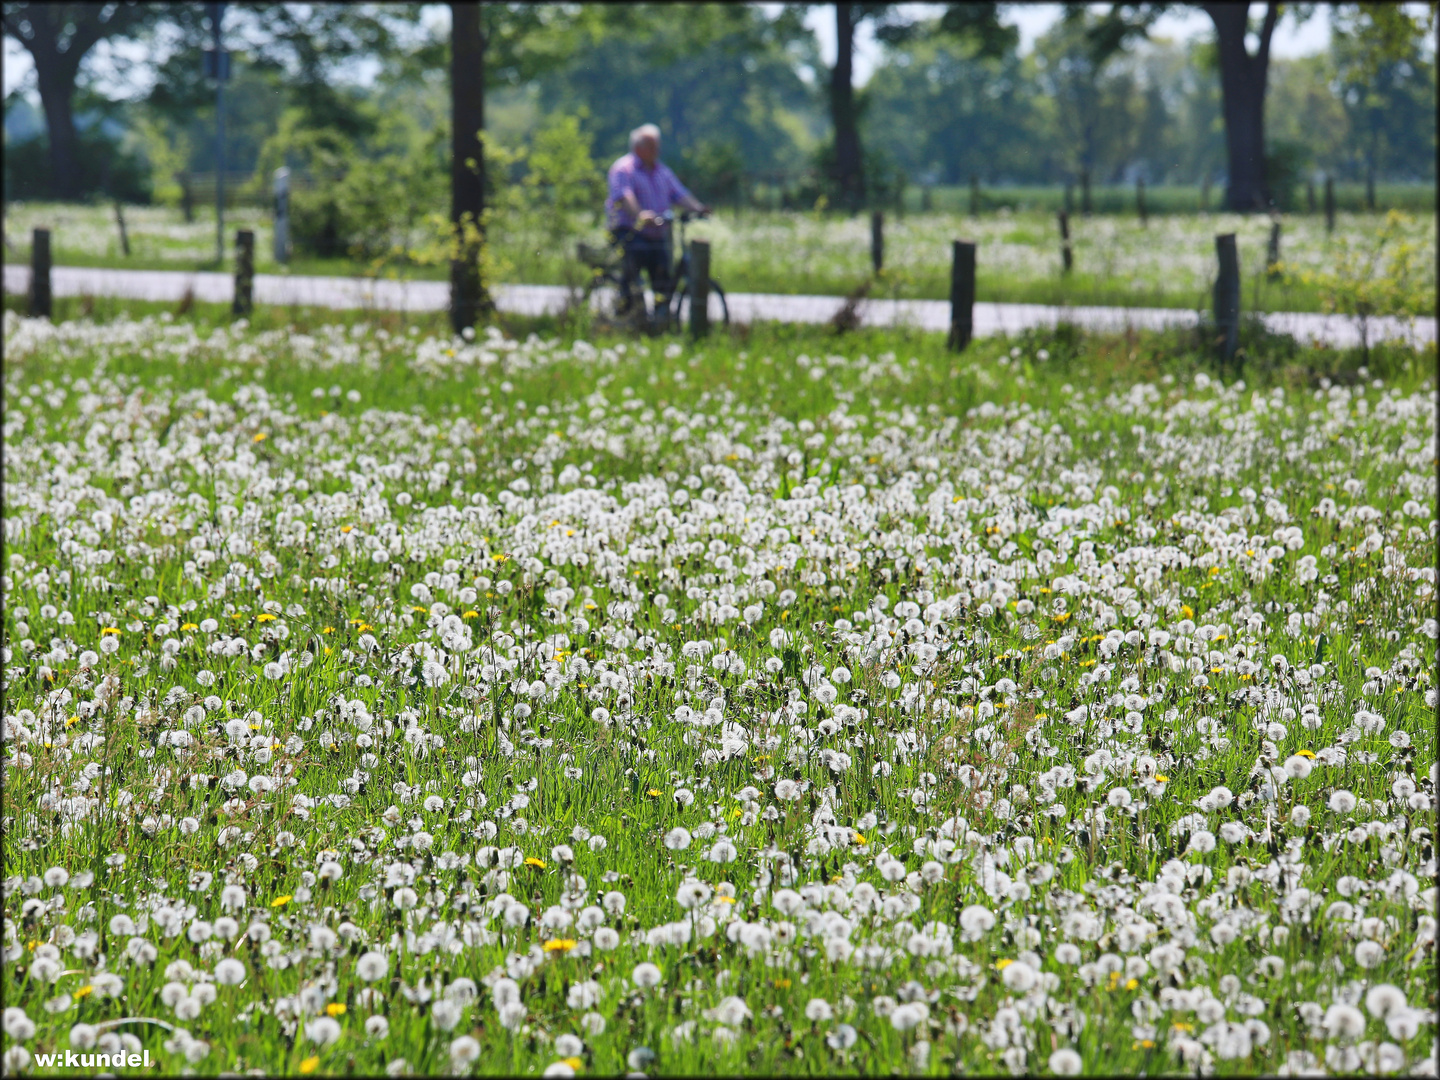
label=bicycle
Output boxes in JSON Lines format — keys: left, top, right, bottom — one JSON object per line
{"left": 578, "top": 210, "right": 729, "bottom": 334}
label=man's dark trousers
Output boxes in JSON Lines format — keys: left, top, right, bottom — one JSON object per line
{"left": 614, "top": 230, "right": 673, "bottom": 316}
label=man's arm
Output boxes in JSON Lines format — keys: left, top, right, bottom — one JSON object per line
{"left": 666, "top": 168, "right": 708, "bottom": 215}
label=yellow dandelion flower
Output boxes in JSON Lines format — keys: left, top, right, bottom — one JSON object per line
{"left": 299, "top": 1057, "right": 319, "bottom": 1074}
{"left": 73, "top": 985, "right": 94, "bottom": 999}
{"left": 524, "top": 857, "right": 546, "bottom": 869}
{"left": 325, "top": 1003, "right": 346, "bottom": 1017}
{"left": 181, "top": 622, "right": 199, "bottom": 632}
{"left": 544, "top": 939, "right": 577, "bottom": 953}
{"left": 253, "top": 433, "right": 267, "bottom": 443}
{"left": 271, "top": 895, "right": 293, "bottom": 908}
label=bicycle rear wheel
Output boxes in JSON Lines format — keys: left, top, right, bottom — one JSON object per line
{"left": 670, "top": 280, "right": 729, "bottom": 333}
{"left": 583, "top": 268, "right": 629, "bottom": 322}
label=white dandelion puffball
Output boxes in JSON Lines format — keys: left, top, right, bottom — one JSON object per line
{"left": 1050, "top": 1048, "right": 1083, "bottom": 1076}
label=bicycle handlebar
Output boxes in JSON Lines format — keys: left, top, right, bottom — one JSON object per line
{"left": 660, "top": 209, "right": 710, "bottom": 224}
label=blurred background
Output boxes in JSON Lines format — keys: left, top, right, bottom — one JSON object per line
{"left": 3, "top": 2, "right": 1435, "bottom": 310}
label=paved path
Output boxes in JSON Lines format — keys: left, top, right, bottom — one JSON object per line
{"left": 5, "top": 263, "right": 1432, "bottom": 349}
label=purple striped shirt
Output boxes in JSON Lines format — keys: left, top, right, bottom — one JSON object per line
{"left": 607, "top": 153, "right": 693, "bottom": 238}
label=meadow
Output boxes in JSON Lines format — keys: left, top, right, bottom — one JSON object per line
{"left": 1, "top": 305, "right": 1436, "bottom": 1076}
{"left": 5, "top": 200, "right": 1436, "bottom": 316}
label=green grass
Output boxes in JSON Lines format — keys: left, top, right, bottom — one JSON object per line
{"left": 7, "top": 201, "right": 1435, "bottom": 315}
{"left": 1, "top": 303, "right": 1436, "bottom": 1077}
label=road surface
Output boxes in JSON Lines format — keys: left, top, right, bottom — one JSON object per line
{"left": 4, "top": 263, "right": 1432, "bottom": 349}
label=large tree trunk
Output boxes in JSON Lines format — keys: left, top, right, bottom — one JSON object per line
{"left": 34, "top": 58, "right": 83, "bottom": 201}
{"left": 450, "top": 1, "right": 488, "bottom": 333}
{"left": 1203, "top": 3, "right": 1278, "bottom": 212}
{"left": 831, "top": 2, "right": 864, "bottom": 211}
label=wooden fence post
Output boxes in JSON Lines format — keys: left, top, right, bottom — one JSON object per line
{"left": 871, "top": 210, "right": 884, "bottom": 274}
{"left": 689, "top": 238, "right": 710, "bottom": 339}
{"left": 114, "top": 201, "right": 130, "bottom": 257}
{"left": 1057, "top": 211, "right": 1073, "bottom": 274}
{"left": 1266, "top": 219, "right": 1282, "bottom": 280}
{"left": 30, "top": 228, "right": 52, "bottom": 320}
{"left": 1136, "top": 178, "right": 1147, "bottom": 226}
{"left": 1324, "top": 176, "right": 1335, "bottom": 233}
{"left": 233, "top": 229, "right": 255, "bottom": 316}
{"left": 1213, "top": 233, "right": 1240, "bottom": 361}
{"left": 948, "top": 240, "right": 975, "bottom": 352}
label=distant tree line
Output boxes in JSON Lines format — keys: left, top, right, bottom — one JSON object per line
{"left": 3, "top": 1, "right": 1434, "bottom": 213}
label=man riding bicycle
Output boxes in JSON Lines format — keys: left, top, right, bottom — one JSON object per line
{"left": 606, "top": 124, "right": 709, "bottom": 316}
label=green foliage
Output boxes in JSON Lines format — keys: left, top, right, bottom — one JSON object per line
{"left": 676, "top": 140, "right": 747, "bottom": 206}
{"left": 1264, "top": 139, "right": 1311, "bottom": 213}
{"left": 1282, "top": 210, "right": 1435, "bottom": 356}
{"left": 253, "top": 106, "right": 447, "bottom": 265}
{"left": 520, "top": 112, "right": 605, "bottom": 223}
{"left": 2, "top": 126, "right": 152, "bottom": 203}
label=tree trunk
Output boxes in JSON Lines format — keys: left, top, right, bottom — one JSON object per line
{"left": 450, "top": 1, "right": 488, "bottom": 332}
{"left": 33, "top": 57, "right": 83, "bottom": 201}
{"left": 831, "top": 3, "right": 864, "bottom": 211}
{"left": 1204, "top": 3, "right": 1278, "bottom": 212}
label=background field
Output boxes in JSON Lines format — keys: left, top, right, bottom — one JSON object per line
{"left": 5, "top": 200, "right": 1436, "bottom": 315}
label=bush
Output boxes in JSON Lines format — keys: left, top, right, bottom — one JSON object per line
{"left": 257, "top": 108, "right": 446, "bottom": 264}
{"left": 1265, "top": 139, "right": 1310, "bottom": 212}
{"left": 3, "top": 130, "right": 152, "bottom": 203}
{"left": 794, "top": 140, "right": 905, "bottom": 211}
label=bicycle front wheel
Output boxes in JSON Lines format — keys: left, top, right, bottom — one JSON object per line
{"left": 670, "top": 280, "right": 729, "bottom": 333}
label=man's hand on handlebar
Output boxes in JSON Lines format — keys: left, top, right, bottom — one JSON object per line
{"left": 636, "top": 209, "right": 664, "bottom": 229}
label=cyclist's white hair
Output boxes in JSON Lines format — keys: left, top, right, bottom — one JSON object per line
{"left": 629, "top": 124, "right": 661, "bottom": 149}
